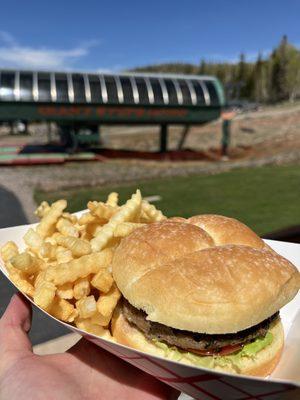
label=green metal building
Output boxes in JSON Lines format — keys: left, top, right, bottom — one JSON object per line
{"left": 0, "top": 70, "right": 224, "bottom": 152}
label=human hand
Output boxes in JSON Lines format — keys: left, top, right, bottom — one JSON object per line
{"left": 0, "top": 294, "right": 179, "bottom": 400}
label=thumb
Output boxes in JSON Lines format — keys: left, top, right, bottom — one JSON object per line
{"left": 0, "top": 293, "right": 33, "bottom": 356}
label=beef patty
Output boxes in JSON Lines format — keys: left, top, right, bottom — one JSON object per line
{"left": 122, "top": 299, "right": 279, "bottom": 352}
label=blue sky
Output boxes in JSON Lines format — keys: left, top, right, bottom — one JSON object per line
{"left": 0, "top": 0, "right": 299, "bottom": 71}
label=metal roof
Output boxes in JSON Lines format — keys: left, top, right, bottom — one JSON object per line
{"left": 0, "top": 69, "right": 223, "bottom": 107}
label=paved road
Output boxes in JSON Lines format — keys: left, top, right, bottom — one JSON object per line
{"left": 0, "top": 185, "right": 68, "bottom": 344}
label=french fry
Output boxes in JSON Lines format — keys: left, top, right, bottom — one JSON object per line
{"left": 85, "top": 222, "right": 104, "bottom": 238}
{"left": 62, "top": 212, "right": 78, "bottom": 224}
{"left": 0, "top": 241, "right": 19, "bottom": 262}
{"left": 56, "top": 218, "right": 79, "bottom": 238}
{"left": 23, "top": 228, "right": 43, "bottom": 251}
{"left": 49, "top": 232, "right": 63, "bottom": 242}
{"left": 56, "top": 236, "right": 91, "bottom": 257}
{"left": 114, "top": 222, "right": 145, "bottom": 238}
{"left": 106, "top": 192, "right": 118, "bottom": 207}
{"left": 36, "top": 199, "right": 67, "bottom": 238}
{"left": 91, "top": 269, "right": 113, "bottom": 293}
{"left": 1, "top": 189, "right": 167, "bottom": 341}
{"left": 75, "top": 318, "right": 114, "bottom": 340}
{"left": 97, "top": 284, "right": 121, "bottom": 320}
{"left": 10, "top": 252, "right": 40, "bottom": 275}
{"left": 88, "top": 201, "right": 118, "bottom": 220}
{"left": 91, "top": 190, "right": 142, "bottom": 252}
{"left": 88, "top": 200, "right": 98, "bottom": 208}
{"left": 8, "top": 266, "right": 35, "bottom": 297}
{"left": 73, "top": 277, "right": 90, "bottom": 299}
{"left": 34, "top": 272, "right": 56, "bottom": 311}
{"left": 78, "top": 212, "right": 94, "bottom": 225}
{"left": 50, "top": 298, "right": 78, "bottom": 322}
{"left": 56, "top": 247, "right": 73, "bottom": 263}
{"left": 90, "top": 311, "right": 111, "bottom": 327}
{"left": 80, "top": 231, "right": 92, "bottom": 242}
{"left": 76, "top": 295, "right": 97, "bottom": 318}
{"left": 45, "top": 249, "right": 113, "bottom": 285}
{"left": 140, "top": 200, "right": 166, "bottom": 222}
{"left": 57, "top": 282, "right": 73, "bottom": 299}
{"left": 35, "top": 201, "right": 51, "bottom": 219}
{"left": 39, "top": 242, "right": 57, "bottom": 260}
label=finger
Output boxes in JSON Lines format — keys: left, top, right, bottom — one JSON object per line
{"left": 0, "top": 293, "right": 33, "bottom": 355}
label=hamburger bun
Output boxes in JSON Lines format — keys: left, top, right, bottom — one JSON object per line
{"left": 112, "top": 219, "right": 299, "bottom": 333}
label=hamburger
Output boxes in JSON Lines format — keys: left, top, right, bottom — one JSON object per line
{"left": 111, "top": 215, "right": 300, "bottom": 376}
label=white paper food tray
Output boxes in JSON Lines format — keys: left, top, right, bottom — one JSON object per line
{"left": 0, "top": 221, "right": 299, "bottom": 400}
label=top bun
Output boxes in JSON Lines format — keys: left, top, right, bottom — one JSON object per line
{"left": 112, "top": 216, "right": 299, "bottom": 334}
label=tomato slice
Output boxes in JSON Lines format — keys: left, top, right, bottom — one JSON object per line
{"left": 218, "top": 343, "right": 243, "bottom": 356}
{"left": 188, "top": 343, "right": 243, "bottom": 357}
{"left": 187, "top": 348, "right": 216, "bottom": 356}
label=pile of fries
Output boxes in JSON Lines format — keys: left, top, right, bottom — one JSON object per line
{"left": 0, "top": 190, "right": 166, "bottom": 339}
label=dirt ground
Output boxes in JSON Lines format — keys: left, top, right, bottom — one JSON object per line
{"left": 99, "top": 103, "right": 300, "bottom": 160}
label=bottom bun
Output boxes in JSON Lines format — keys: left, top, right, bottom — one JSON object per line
{"left": 111, "top": 307, "right": 284, "bottom": 377}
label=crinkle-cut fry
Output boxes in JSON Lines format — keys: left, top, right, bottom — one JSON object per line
{"left": 80, "top": 231, "right": 92, "bottom": 242}
{"left": 106, "top": 192, "right": 119, "bottom": 207}
{"left": 39, "top": 242, "right": 57, "bottom": 260}
{"left": 8, "top": 266, "right": 35, "bottom": 297}
{"left": 78, "top": 212, "right": 96, "bottom": 226}
{"left": 140, "top": 200, "right": 166, "bottom": 222}
{"left": 91, "top": 269, "right": 113, "bottom": 293}
{"left": 10, "top": 252, "right": 40, "bottom": 275}
{"left": 105, "top": 237, "right": 121, "bottom": 251}
{"left": 62, "top": 212, "right": 78, "bottom": 224}
{"left": 114, "top": 222, "right": 146, "bottom": 238}
{"left": 0, "top": 241, "right": 19, "bottom": 262}
{"left": 45, "top": 232, "right": 62, "bottom": 245}
{"left": 34, "top": 273, "right": 56, "bottom": 311}
{"left": 36, "top": 199, "right": 67, "bottom": 238}
{"left": 23, "top": 229, "right": 43, "bottom": 251}
{"left": 91, "top": 190, "right": 142, "bottom": 252}
{"left": 56, "top": 218, "right": 79, "bottom": 238}
{"left": 90, "top": 312, "right": 111, "bottom": 327}
{"left": 45, "top": 249, "right": 113, "bottom": 286}
{"left": 73, "top": 277, "right": 90, "bottom": 299}
{"left": 56, "top": 236, "right": 91, "bottom": 257}
{"left": 97, "top": 283, "right": 121, "bottom": 319}
{"left": 75, "top": 318, "right": 114, "bottom": 340}
{"left": 88, "top": 201, "right": 119, "bottom": 220}
{"left": 56, "top": 282, "right": 73, "bottom": 299}
{"left": 56, "top": 248, "right": 73, "bottom": 263}
{"left": 35, "top": 201, "right": 51, "bottom": 219}
{"left": 50, "top": 298, "right": 78, "bottom": 322}
{"left": 75, "top": 225, "right": 86, "bottom": 237}
{"left": 88, "top": 200, "right": 98, "bottom": 208}
{"left": 76, "top": 295, "right": 97, "bottom": 318}
{"left": 85, "top": 221, "right": 105, "bottom": 238}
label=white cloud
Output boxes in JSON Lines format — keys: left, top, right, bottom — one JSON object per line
{"left": 0, "top": 31, "right": 99, "bottom": 70}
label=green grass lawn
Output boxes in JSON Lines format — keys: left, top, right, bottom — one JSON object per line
{"left": 34, "top": 164, "right": 300, "bottom": 236}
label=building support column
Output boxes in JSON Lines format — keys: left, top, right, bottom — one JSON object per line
{"left": 159, "top": 124, "right": 168, "bottom": 153}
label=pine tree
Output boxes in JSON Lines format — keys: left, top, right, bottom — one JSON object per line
{"left": 254, "top": 53, "right": 266, "bottom": 102}
{"left": 199, "top": 59, "right": 208, "bottom": 75}
{"left": 132, "top": 35, "right": 300, "bottom": 104}
{"left": 270, "top": 35, "right": 289, "bottom": 101}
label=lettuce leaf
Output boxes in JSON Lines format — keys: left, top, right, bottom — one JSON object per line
{"left": 152, "top": 332, "right": 273, "bottom": 370}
